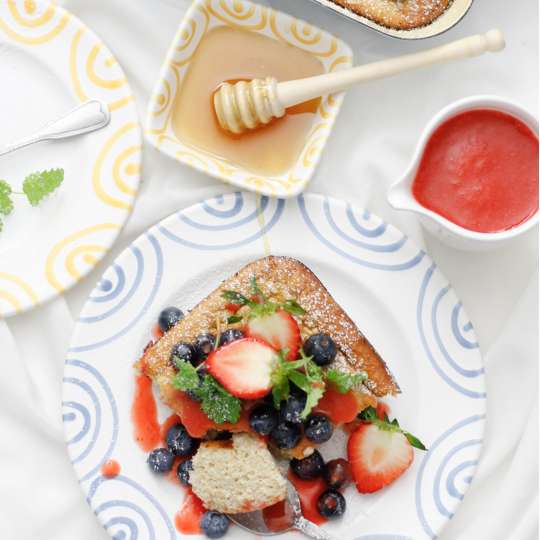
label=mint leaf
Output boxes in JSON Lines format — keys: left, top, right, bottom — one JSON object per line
{"left": 199, "top": 376, "right": 241, "bottom": 424}
{"left": 270, "top": 349, "right": 325, "bottom": 418}
{"left": 23, "top": 168, "right": 64, "bottom": 206}
{"left": 250, "top": 301, "right": 278, "bottom": 319}
{"left": 359, "top": 406, "right": 427, "bottom": 450}
{"left": 227, "top": 315, "right": 243, "bottom": 324}
{"left": 250, "top": 275, "right": 266, "bottom": 301}
{"left": 326, "top": 368, "right": 367, "bottom": 393}
{"left": 0, "top": 180, "right": 14, "bottom": 217}
{"left": 171, "top": 358, "right": 200, "bottom": 391}
{"left": 282, "top": 299, "right": 306, "bottom": 316}
{"left": 222, "top": 290, "right": 250, "bottom": 305}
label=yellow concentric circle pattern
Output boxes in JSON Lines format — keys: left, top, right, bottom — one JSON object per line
{"left": 0, "top": 0, "right": 141, "bottom": 317}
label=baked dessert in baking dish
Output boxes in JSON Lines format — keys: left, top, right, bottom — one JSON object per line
{"left": 330, "top": 0, "right": 451, "bottom": 30}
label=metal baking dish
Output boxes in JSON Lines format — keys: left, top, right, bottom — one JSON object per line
{"left": 308, "top": 0, "right": 474, "bottom": 39}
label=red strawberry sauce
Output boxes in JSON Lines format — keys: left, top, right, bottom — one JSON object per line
{"left": 413, "top": 109, "right": 539, "bottom": 233}
{"left": 315, "top": 387, "right": 361, "bottom": 424}
{"left": 287, "top": 470, "right": 327, "bottom": 525}
{"left": 175, "top": 489, "right": 206, "bottom": 534}
{"left": 132, "top": 373, "right": 161, "bottom": 452}
{"left": 101, "top": 459, "right": 121, "bottom": 478}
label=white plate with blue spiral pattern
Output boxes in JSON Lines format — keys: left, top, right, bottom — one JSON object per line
{"left": 63, "top": 192, "right": 486, "bottom": 540}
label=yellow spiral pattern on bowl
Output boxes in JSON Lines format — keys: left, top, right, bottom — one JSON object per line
{"left": 146, "top": 0, "right": 353, "bottom": 198}
{"left": 0, "top": 272, "right": 39, "bottom": 315}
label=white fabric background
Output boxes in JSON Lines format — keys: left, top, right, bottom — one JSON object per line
{"left": 0, "top": 0, "right": 538, "bottom": 538}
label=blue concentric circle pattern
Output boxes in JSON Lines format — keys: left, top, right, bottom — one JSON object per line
{"left": 63, "top": 192, "right": 486, "bottom": 540}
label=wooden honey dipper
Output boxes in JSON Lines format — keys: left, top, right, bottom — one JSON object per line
{"left": 213, "top": 29, "right": 505, "bottom": 134}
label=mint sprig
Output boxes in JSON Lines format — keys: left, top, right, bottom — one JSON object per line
{"left": 326, "top": 368, "right": 367, "bottom": 393}
{"left": 271, "top": 349, "right": 325, "bottom": 419}
{"left": 172, "top": 358, "right": 241, "bottom": 424}
{"left": 0, "top": 169, "right": 64, "bottom": 232}
{"left": 359, "top": 406, "right": 427, "bottom": 451}
{"left": 222, "top": 276, "right": 306, "bottom": 324}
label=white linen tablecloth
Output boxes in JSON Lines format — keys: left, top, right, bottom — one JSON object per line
{"left": 0, "top": 0, "right": 537, "bottom": 538}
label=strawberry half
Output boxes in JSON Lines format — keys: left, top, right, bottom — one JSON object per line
{"left": 347, "top": 423, "right": 413, "bottom": 493}
{"left": 246, "top": 310, "right": 300, "bottom": 360}
{"left": 206, "top": 338, "right": 277, "bottom": 399}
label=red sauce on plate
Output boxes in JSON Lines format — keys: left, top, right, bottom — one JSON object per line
{"left": 101, "top": 459, "right": 121, "bottom": 478}
{"left": 287, "top": 470, "right": 327, "bottom": 525}
{"left": 412, "top": 109, "right": 538, "bottom": 233}
{"left": 175, "top": 489, "right": 206, "bottom": 534}
{"left": 263, "top": 499, "right": 294, "bottom": 532}
{"left": 132, "top": 372, "right": 161, "bottom": 452}
{"left": 314, "top": 388, "right": 361, "bottom": 424}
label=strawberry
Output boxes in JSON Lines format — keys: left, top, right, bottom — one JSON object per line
{"left": 347, "top": 423, "right": 413, "bottom": 493}
{"left": 246, "top": 309, "right": 301, "bottom": 360}
{"left": 206, "top": 338, "right": 277, "bottom": 399}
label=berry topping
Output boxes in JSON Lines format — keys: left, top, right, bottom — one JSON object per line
{"left": 206, "top": 338, "right": 277, "bottom": 399}
{"left": 200, "top": 511, "right": 230, "bottom": 539}
{"left": 304, "top": 413, "right": 333, "bottom": 444}
{"left": 323, "top": 459, "right": 352, "bottom": 490}
{"left": 348, "top": 423, "right": 413, "bottom": 493}
{"left": 246, "top": 309, "right": 301, "bottom": 360}
{"left": 147, "top": 448, "right": 175, "bottom": 473}
{"left": 317, "top": 489, "right": 346, "bottom": 519}
{"left": 270, "top": 421, "right": 302, "bottom": 449}
{"left": 218, "top": 328, "right": 244, "bottom": 346}
{"left": 166, "top": 423, "right": 198, "bottom": 456}
{"left": 249, "top": 404, "right": 279, "bottom": 436}
{"left": 194, "top": 333, "right": 216, "bottom": 361}
{"left": 279, "top": 389, "right": 307, "bottom": 425}
{"left": 291, "top": 450, "right": 325, "bottom": 480}
{"left": 171, "top": 342, "right": 197, "bottom": 367}
{"left": 158, "top": 307, "right": 184, "bottom": 333}
{"left": 303, "top": 334, "right": 337, "bottom": 366}
{"left": 177, "top": 459, "right": 193, "bottom": 486}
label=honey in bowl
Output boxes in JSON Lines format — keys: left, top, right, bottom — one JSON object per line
{"left": 172, "top": 26, "right": 324, "bottom": 177}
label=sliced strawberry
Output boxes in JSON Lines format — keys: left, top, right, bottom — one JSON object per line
{"left": 347, "top": 423, "right": 413, "bottom": 493}
{"left": 376, "top": 401, "right": 390, "bottom": 421}
{"left": 246, "top": 309, "right": 300, "bottom": 360}
{"left": 206, "top": 338, "right": 277, "bottom": 399}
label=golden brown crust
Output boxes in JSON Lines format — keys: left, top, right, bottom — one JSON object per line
{"left": 331, "top": 0, "right": 451, "bottom": 30}
{"left": 139, "top": 256, "right": 398, "bottom": 442}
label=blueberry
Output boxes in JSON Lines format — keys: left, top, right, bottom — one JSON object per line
{"left": 177, "top": 459, "right": 193, "bottom": 486}
{"left": 291, "top": 450, "right": 325, "bottom": 480}
{"left": 317, "top": 489, "right": 346, "bottom": 519}
{"left": 304, "top": 414, "right": 333, "bottom": 444}
{"left": 303, "top": 334, "right": 337, "bottom": 366}
{"left": 171, "top": 342, "right": 197, "bottom": 367}
{"left": 279, "top": 390, "right": 307, "bottom": 425}
{"left": 158, "top": 307, "right": 184, "bottom": 332}
{"left": 147, "top": 448, "right": 174, "bottom": 473}
{"left": 194, "top": 333, "right": 216, "bottom": 360}
{"left": 324, "top": 458, "right": 352, "bottom": 490}
{"left": 200, "top": 511, "right": 230, "bottom": 539}
{"left": 166, "top": 423, "right": 198, "bottom": 456}
{"left": 218, "top": 329, "right": 244, "bottom": 346}
{"left": 249, "top": 404, "right": 279, "bottom": 436}
{"left": 270, "top": 422, "right": 302, "bottom": 449}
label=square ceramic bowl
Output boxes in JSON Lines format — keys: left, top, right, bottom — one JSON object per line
{"left": 146, "top": 0, "right": 353, "bottom": 198}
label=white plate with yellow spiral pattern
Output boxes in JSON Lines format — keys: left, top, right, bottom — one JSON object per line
{"left": 0, "top": 0, "right": 141, "bottom": 317}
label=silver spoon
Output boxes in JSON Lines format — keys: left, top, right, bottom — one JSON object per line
{"left": 0, "top": 99, "right": 110, "bottom": 157}
{"left": 229, "top": 480, "right": 335, "bottom": 540}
